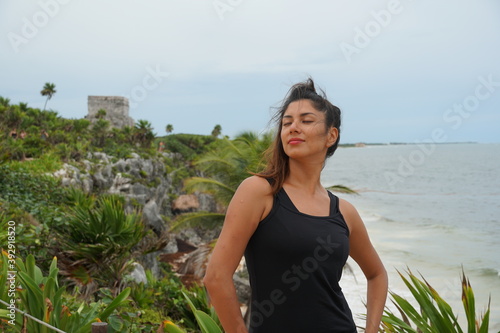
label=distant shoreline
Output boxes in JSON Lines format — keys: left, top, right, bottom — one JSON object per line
{"left": 339, "top": 141, "right": 479, "bottom": 148}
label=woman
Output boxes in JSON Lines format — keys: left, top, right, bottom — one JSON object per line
{"left": 203, "top": 79, "right": 387, "bottom": 333}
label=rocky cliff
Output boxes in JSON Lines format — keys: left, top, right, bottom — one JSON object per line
{"left": 52, "top": 151, "right": 221, "bottom": 276}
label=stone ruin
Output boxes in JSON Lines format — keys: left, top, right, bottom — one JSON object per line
{"left": 86, "top": 96, "right": 135, "bottom": 129}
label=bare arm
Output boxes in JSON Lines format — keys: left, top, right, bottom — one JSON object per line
{"left": 203, "top": 176, "right": 273, "bottom": 333}
{"left": 340, "top": 199, "right": 388, "bottom": 333}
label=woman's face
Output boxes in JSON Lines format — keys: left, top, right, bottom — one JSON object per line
{"left": 280, "top": 99, "right": 338, "bottom": 161}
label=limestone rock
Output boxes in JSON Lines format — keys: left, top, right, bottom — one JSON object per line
{"left": 172, "top": 194, "right": 199, "bottom": 214}
{"left": 109, "top": 173, "right": 131, "bottom": 194}
{"left": 233, "top": 274, "right": 251, "bottom": 304}
{"left": 127, "top": 262, "right": 147, "bottom": 284}
{"left": 143, "top": 200, "right": 166, "bottom": 235}
{"left": 51, "top": 151, "right": 223, "bottom": 280}
{"left": 140, "top": 252, "right": 161, "bottom": 278}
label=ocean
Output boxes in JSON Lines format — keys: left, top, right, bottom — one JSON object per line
{"left": 322, "top": 143, "right": 500, "bottom": 332}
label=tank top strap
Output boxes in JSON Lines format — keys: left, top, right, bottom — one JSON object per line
{"left": 276, "top": 187, "right": 341, "bottom": 217}
{"left": 275, "top": 187, "right": 298, "bottom": 212}
{"left": 327, "top": 190, "right": 341, "bottom": 215}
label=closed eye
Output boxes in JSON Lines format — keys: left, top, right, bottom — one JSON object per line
{"left": 282, "top": 120, "right": 314, "bottom": 127}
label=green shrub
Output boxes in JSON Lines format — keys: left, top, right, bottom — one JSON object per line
{"left": 161, "top": 134, "right": 216, "bottom": 160}
{"left": 380, "top": 269, "right": 491, "bottom": 333}
{"left": 0, "top": 253, "right": 131, "bottom": 333}
{"left": 0, "top": 164, "right": 65, "bottom": 231}
{"left": 54, "top": 194, "right": 146, "bottom": 295}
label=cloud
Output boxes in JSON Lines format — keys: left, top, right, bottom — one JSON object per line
{"left": 1, "top": 0, "right": 499, "bottom": 141}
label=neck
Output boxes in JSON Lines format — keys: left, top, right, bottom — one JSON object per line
{"left": 286, "top": 158, "right": 325, "bottom": 194}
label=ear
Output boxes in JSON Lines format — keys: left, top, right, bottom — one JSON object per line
{"left": 326, "top": 127, "right": 338, "bottom": 148}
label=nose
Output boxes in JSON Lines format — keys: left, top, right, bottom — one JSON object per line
{"left": 289, "top": 120, "right": 301, "bottom": 133}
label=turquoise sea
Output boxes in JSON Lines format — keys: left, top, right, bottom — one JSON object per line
{"left": 322, "top": 143, "right": 500, "bottom": 332}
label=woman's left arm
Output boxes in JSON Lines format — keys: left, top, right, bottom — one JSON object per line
{"left": 340, "top": 199, "right": 388, "bottom": 333}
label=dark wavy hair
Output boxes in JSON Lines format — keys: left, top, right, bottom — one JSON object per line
{"left": 256, "top": 78, "right": 342, "bottom": 194}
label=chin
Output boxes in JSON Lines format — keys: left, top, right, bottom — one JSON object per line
{"left": 286, "top": 151, "right": 309, "bottom": 160}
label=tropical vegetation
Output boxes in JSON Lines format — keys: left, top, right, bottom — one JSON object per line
{"left": 40, "top": 82, "right": 56, "bottom": 111}
{"left": 380, "top": 269, "right": 492, "bottom": 333}
{"left": 171, "top": 131, "right": 357, "bottom": 231}
{"left": 0, "top": 97, "right": 496, "bottom": 332}
{"left": 0, "top": 253, "right": 130, "bottom": 333}
{"left": 0, "top": 98, "right": 225, "bottom": 332}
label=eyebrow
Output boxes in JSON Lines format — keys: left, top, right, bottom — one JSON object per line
{"left": 282, "top": 112, "right": 317, "bottom": 118}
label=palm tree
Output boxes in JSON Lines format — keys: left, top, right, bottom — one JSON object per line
{"left": 19, "top": 102, "right": 29, "bottom": 112}
{"left": 40, "top": 82, "right": 56, "bottom": 111}
{"left": 166, "top": 124, "right": 174, "bottom": 134}
{"left": 0, "top": 96, "right": 11, "bottom": 107}
{"left": 4, "top": 105, "right": 23, "bottom": 128}
{"left": 211, "top": 124, "right": 222, "bottom": 138}
{"left": 120, "top": 125, "right": 135, "bottom": 145}
{"left": 96, "top": 109, "right": 107, "bottom": 119}
{"left": 91, "top": 118, "right": 110, "bottom": 147}
{"left": 134, "top": 119, "right": 156, "bottom": 148}
{"left": 171, "top": 132, "right": 270, "bottom": 230}
{"left": 2, "top": 135, "right": 26, "bottom": 161}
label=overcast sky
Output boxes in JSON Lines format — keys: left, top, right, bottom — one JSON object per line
{"left": 1, "top": 0, "right": 499, "bottom": 143}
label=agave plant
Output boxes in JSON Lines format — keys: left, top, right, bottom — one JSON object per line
{"left": 380, "top": 269, "right": 491, "bottom": 333}
{"left": 159, "top": 292, "right": 222, "bottom": 333}
{"left": 54, "top": 193, "right": 146, "bottom": 297}
{"left": 0, "top": 252, "right": 130, "bottom": 333}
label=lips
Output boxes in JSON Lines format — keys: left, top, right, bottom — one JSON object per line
{"left": 288, "top": 138, "right": 305, "bottom": 145}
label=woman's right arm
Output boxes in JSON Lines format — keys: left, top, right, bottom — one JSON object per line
{"left": 203, "top": 176, "right": 273, "bottom": 333}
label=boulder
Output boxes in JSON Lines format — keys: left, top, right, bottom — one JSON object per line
{"left": 128, "top": 262, "right": 147, "bottom": 284}
{"left": 143, "top": 200, "right": 166, "bottom": 235}
{"left": 172, "top": 194, "right": 199, "bottom": 214}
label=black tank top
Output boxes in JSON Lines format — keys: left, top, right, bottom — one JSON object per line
{"left": 244, "top": 186, "right": 357, "bottom": 333}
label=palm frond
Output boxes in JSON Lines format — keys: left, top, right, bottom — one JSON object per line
{"left": 170, "top": 211, "right": 225, "bottom": 232}
{"left": 184, "top": 177, "right": 236, "bottom": 205}
{"left": 326, "top": 184, "right": 359, "bottom": 195}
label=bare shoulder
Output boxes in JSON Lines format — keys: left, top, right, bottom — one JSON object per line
{"left": 232, "top": 176, "right": 274, "bottom": 222}
{"left": 338, "top": 197, "right": 357, "bottom": 215}
{"left": 237, "top": 176, "right": 273, "bottom": 197}
{"left": 338, "top": 198, "right": 363, "bottom": 231}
